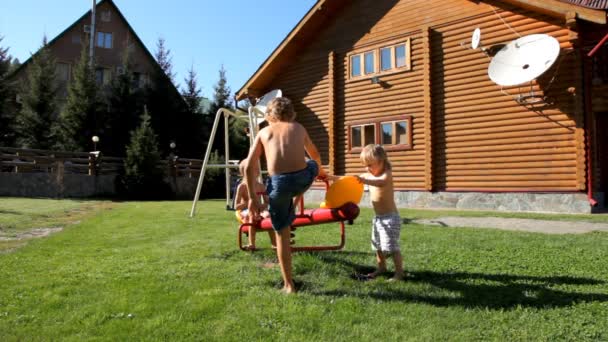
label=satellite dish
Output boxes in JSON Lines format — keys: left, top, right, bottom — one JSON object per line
{"left": 488, "top": 34, "right": 560, "bottom": 86}
{"left": 253, "top": 89, "right": 282, "bottom": 115}
{"left": 471, "top": 28, "right": 481, "bottom": 49}
{"left": 250, "top": 89, "right": 282, "bottom": 126}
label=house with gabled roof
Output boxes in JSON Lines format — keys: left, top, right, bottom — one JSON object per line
{"left": 236, "top": 0, "right": 608, "bottom": 213}
{"left": 11, "top": 0, "right": 178, "bottom": 100}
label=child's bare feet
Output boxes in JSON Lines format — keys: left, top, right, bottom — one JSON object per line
{"left": 365, "top": 268, "right": 387, "bottom": 279}
{"left": 281, "top": 281, "right": 297, "bottom": 294}
{"left": 389, "top": 273, "right": 404, "bottom": 282}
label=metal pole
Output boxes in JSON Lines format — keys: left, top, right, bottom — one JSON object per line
{"left": 224, "top": 113, "right": 231, "bottom": 209}
{"left": 190, "top": 109, "right": 224, "bottom": 217}
{"left": 89, "top": 0, "right": 96, "bottom": 67}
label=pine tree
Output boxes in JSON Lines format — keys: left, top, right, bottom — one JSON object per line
{"left": 155, "top": 37, "right": 175, "bottom": 84}
{"left": 209, "top": 65, "right": 232, "bottom": 115}
{"left": 15, "top": 37, "right": 58, "bottom": 149}
{"left": 182, "top": 65, "right": 201, "bottom": 114}
{"left": 146, "top": 36, "right": 183, "bottom": 156}
{"left": 103, "top": 48, "right": 143, "bottom": 156}
{"left": 120, "top": 107, "right": 170, "bottom": 199}
{"left": 54, "top": 44, "right": 100, "bottom": 151}
{"left": 209, "top": 65, "right": 233, "bottom": 155}
{"left": 179, "top": 65, "right": 206, "bottom": 158}
{"left": 0, "top": 35, "right": 16, "bottom": 146}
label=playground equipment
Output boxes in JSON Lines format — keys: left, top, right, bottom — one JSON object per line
{"left": 189, "top": 90, "right": 282, "bottom": 217}
{"left": 238, "top": 180, "right": 360, "bottom": 252}
{"left": 190, "top": 88, "right": 362, "bottom": 252}
{"left": 320, "top": 176, "right": 364, "bottom": 209}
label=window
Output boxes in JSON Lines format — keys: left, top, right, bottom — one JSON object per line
{"left": 380, "top": 47, "right": 391, "bottom": 71}
{"left": 348, "top": 38, "right": 411, "bottom": 80}
{"left": 95, "top": 67, "right": 112, "bottom": 85}
{"left": 364, "top": 51, "right": 375, "bottom": 74}
{"left": 71, "top": 34, "right": 81, "bottom": 44}
{"left": 101, "top": 10, "right": 111, "bottom": 22}
{"left": 395, "top": 44, "right": 407, "bottom": 68}
{"left": 350, "top": 124, "right": 376, "bottom": 149}
{"left": 350, "top": 55, "right": 361, "bottom": 77}
{"left": 96, "top": 32, "right": 112, "bottom": 49}
{"left": 382, "top": 120, "right": 409, "bottom": 145}
{"left": 348, "top": 115, "right": 412, "bottom": 152}
{"left": 56, "top": 63, "right": 70, "bottom": 81}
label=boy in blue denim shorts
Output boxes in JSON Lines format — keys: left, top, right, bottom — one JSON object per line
{"left": 244, "top": 97, "right": 327, "bottom": 294}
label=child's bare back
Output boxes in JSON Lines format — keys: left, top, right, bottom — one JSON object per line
{"left": 257, "top": 121, "right": 309, "bottom": 176}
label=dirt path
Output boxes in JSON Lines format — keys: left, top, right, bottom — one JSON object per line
{"left": 413, "top": 217, "right": 608, "bottom": 234}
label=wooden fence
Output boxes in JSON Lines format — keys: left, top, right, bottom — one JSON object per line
{"left": 0, "top": 147, "right": 207, "bottom": 178}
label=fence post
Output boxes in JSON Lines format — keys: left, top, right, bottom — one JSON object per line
{"left": 88, "top": 151, "right": 100, "bottom": 176}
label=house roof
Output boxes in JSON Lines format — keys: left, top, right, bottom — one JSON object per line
{"left": 558, "top": 0, "right": 608, "bottom": 9}
{"left": 10, "top": 0, "right": 180, "bottom": 98}
{"left": 235, "top": 0, "right": 607, "bottom": 100}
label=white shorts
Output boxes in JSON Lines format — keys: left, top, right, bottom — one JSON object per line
{"left": 371, "top": 213, "right": 401, "bottom": 252}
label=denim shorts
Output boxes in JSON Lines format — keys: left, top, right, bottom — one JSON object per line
{"left": 265, "top": 160, "right": 319, "bottom": 231}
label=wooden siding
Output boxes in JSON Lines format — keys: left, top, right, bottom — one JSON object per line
{"left": 262, "top": 0, "right": 587, "bottom": 191}
{"left": 431, "top": 10, "right": 583, "bottom": 191}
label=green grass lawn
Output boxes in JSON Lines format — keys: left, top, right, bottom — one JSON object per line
{"left": 0, "top": 199, "right": 607, "bottom": 341}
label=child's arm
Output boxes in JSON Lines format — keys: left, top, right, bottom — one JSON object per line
{"left": 357, "top": 171, "right": 390, "bottom": 187}
{"left": 303, "top": 129, "right": 327, "bottom": 178}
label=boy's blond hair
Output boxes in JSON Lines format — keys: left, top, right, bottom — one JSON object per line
{"left": 265, "top": 97, "right": 296, "bottom": 122}
{"left": 360, "top": 144, "right": 392, "bottom": 170}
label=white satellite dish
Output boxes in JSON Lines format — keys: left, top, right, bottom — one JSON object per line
{"left": 471, "top": 28, "right": 481, "bottom": 49}
{"left": 488, "top": 34, "right": 560, "bottom": 86}
{"left": 251, "top": 89, "right": 282, "bottom": 125}
{"left": 253, "top": 89, "right": 282, "bottom": 115}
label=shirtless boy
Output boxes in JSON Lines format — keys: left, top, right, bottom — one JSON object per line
{"left": 244, "top": 97, "right": 327, "bottom": 294}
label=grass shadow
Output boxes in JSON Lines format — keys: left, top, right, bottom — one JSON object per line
{"left": 311, "top": 266, "right": 607, "bottom": 309}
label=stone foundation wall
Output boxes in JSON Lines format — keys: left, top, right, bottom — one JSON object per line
{"left": 304, "top": 189, "right": 604, "bottom": 214}
{"left": 0, "top": 173, "right": 116, "bottom": 198}
{"left": 0, "top": 173, "right": 202, "bottom": 199}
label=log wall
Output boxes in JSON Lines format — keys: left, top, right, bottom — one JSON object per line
{"left": 265, "top": 0, "right": 586, "bottom": 192}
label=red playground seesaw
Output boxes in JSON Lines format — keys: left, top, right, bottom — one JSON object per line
{"left": 238, "top": 177, "right": 363, "bottom": 252}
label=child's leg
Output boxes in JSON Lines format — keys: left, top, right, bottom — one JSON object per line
{"left": 244, "top": 215, "right": 256, "bottom": 250}
{"left": 248, "top": 227, "right": 257, "bottom": 250}
{"left": 367, "top": 250, "right": 387, "bottom": 278}
{"left": 391, "top": 251, "right": 404, "bottom": 280}
{"left": 275, "top": 227, "right": 295, "bottom": 293}
{"left": 267, "top": 231, "right": 277, "bottom": 247}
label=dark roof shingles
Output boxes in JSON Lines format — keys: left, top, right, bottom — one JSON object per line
{"left": 558, "top": 0, "right": 608, "bottom": 9}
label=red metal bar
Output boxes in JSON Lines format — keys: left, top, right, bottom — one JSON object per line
{"left": 588, "top": 32, "right": 608, "bottom": 57}
{"left": 238, "top": 202, "right": 359, "bottom": 252}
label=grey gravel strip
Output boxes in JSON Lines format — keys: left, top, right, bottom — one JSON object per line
{"left": 412, "top": 217, "right": 608, "bottom": 234}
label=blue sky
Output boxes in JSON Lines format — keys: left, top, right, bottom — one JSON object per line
{"left": 0, "top": 0, "right": 317, "bottom": 99}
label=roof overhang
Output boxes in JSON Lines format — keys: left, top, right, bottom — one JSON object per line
{"left": 499, "top": 0, "right": 607, "bottom": 24}
{"left": 235, "top": 0, "right": 606, "bottom": 101}
{"left": 236, "top": 0, "right": 346, "bottom": 100}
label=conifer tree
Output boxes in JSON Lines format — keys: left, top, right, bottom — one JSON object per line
{"left": 103, "top": 49, "right": 143, "bottom": 156}
{"left": 15, "top": 37, "right": 58, "bottom": 149}
{"left": 120, "top": 107, "right": 169, "bottom": 199}
{"left": 54, "top": 44, "right": 100, "bottom": 151}
{"left": 0, "top": 35, "right": 16, "bottom": 146}
{"left": 209, "top": 65, "right": 233, "bottom": 155}
{"left": 146, "top": 36, "right": 183, "bottom": 156}
{"left": 155, "top": 37, "right": 175, "bottom": 84}
{"left": 182, "top": 65, "right": 201, "bottom": 114}
{"left": 177, "top": 65, "right": 206, "bottom": 157}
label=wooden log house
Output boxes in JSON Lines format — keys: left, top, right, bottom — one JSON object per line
{"left": 236, "top": 0, "right": 608, "bottom": 213}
